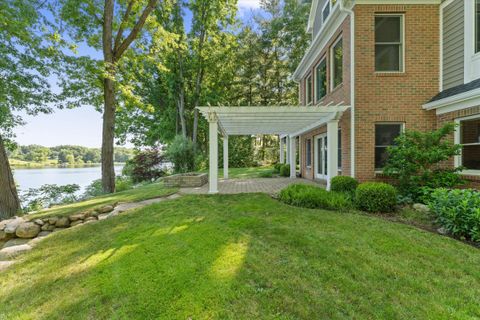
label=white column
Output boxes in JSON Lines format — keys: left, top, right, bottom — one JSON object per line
{"left": 326, "top": 120, "right": 339, "bottom": 190}
{"left": 208, "top": 112, "right": 218, "bottom": 194}
{"left": 289, "top": 136, "right": 296, "bottom": 178}
{"left": 223, "top": 135, "right": 229, "bottom": 180}
{"left": 286, "top": 136, "right": 290, "bottom": 164}
{"left": 279, "top": 136, "right": 285, "bottom": 164}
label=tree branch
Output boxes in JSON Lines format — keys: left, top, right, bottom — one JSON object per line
{"left": 114, "top": 0, "right": 157, "bottom": 60}
{"left": 113, "top": 0, "right": 134, "bottom": 53}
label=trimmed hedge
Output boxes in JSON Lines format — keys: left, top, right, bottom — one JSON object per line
{"left": 428, "top": 188, "right": 480, "bottom": 242}
{"left": 279, "top": 184, "right": 351, "bottom": 211}
{"left": 355, "top": 182, "right": 397, "bottom": 213}
{"left": 273, "top": 163, "right": 282, "bottom": 174}
{"left": 330, "top": 176, "right": 359, "bottom": 194}
{"left": 279, "top": 164, "right": 290, "bottom": 177}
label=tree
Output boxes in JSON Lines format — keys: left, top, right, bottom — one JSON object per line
{"left": 56, "top": 0, "right": 165, "bottom": 193}
{"left": 0, "top": 0, "right": 62, "bottom": 219}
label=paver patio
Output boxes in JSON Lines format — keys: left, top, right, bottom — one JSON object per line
{"left": 180, "top": 177, "right": 324, "bottom": 195}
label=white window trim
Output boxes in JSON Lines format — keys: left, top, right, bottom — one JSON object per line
{"left": 465, "top": 0, "right": 480, "bottom": 82}
{"left": 314, "top": 56, "right": 327, "bottom": 103}
{"left": 454, "top": 114, "right": 480, "bottom": 176}
{"left": 322, "top": 0, "right": 339, "bottom": 26}
{"left": 330, "top": 36, "right": 343, "bottom": 91}
{"left": 306, "top": 74, "right": 313, "bottom": 105}
{"left": 374, "top": 14, "right": 405, "bottom": 74}
{"left": 374, "top": 122, "right": 405, "bottom": 172}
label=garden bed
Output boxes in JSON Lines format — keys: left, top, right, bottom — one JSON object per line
{"left": 164, "top": 173, "right": 208, "bottom": 187}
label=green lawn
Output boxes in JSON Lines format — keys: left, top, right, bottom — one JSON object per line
{"left": 28, "top": 182, "right": 177, "bottom": 220}
{"left": 2, "top": 194, "right": 480, "bottom": 319}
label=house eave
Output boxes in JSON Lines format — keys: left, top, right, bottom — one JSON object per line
{"left": 423, "top": 88, "right": 480, "bottom": 115}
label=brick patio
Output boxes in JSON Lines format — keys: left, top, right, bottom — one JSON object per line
{"left": 179, "top": 177, "right": 324, "bottom": 195}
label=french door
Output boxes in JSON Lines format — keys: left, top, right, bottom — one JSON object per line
{"left": 314, "top": 134, "right": 328, "bottom": 180}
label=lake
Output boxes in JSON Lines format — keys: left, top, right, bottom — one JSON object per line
{"left": 13, "top": 165, "right": 124, "bottom": 194}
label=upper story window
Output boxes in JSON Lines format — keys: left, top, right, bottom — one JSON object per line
{"left": 306, "top": 75, "right": 313, "bottom": 105}
{"left": 476, "top": 0, "right": 480, "bottom": 53}
{"left": 375, "top": 15, "right": 404, "bottom": 72}
{"left": 315, "top": 58, "right": 327, "bottom": 102}
{"left": 331, "top": 37, "right": 343, "bottom": 89}
{"left": 322, "top": 0, "right": 338, "bottom": 24}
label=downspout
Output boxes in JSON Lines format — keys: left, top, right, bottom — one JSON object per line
{"left": 340, "top": 0, "right": 355, "bottom": 178}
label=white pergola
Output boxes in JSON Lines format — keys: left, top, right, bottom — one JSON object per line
{"left": 197, "top": 105, "right": 350, "bottom": 193}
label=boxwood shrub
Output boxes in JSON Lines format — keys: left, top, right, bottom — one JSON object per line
{"left": 330, "top": 176, "right": 359, "bottom": 194}
{"left": 279, "top": 184, "right": 351, "bottom": 211}
{"left": 355, "top": 182, "right": 397, "bottom": 213}
{"left": 279, "top": 164, "right": 290, "bottom": 177}
{"left": 428, "top": 188, "right": 480, "bottom": 241}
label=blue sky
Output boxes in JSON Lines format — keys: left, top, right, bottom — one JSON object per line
{"left": 14, "top": 0, "right": 262, "bottom": 148}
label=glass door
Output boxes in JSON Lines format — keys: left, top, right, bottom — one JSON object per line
{"left": 314, "top": 134, "right": 328, "bottom": 180}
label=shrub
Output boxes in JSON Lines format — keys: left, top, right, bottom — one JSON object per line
{"left": 383, "top": 123, "right": 463, "bottom": 201}
{"left": 83, "top": 179, "right": 104, "bottom": 198}
{"left": 273, "top": 163, "right": 282, "bottom": 173}
{"left": 355, "top": 182, "right": 397, "bottom": 213}
{"left": 258, "top": 170, "right": 274, "bottom": 178}
{"left": 21, "top": 184, "right": 80, "bottom": 212}
{"left": 279, "top": 184, "right": 351, "bottom": 211}
{"left": 165, "top": 135, "right": 195, "bottom": 173}
{"left": 330, "top": 176, "right": 359, "bottom": 194}
{"left": 125, "top": 149, "right": 166, "bottom": 183}
{"left": 279, "top": 164, "right": 290, "bottom": 177}
{"left": 115, "top": 176, "right": 133, "bottom": 192}
{"left": 428, "top": 188, "right": 480, "bottom": 241}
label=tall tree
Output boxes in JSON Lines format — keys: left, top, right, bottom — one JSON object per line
{"left": 0, "top": 0, "right": 62, "bottom": 219}
{"left": 56, "top": 0, "right": 164, "bottom": 193}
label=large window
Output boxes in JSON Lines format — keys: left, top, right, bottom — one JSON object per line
{"left": 306, "top": 139, "right": 312, "bottom": 167}
{"left": 459, "top": 117, "right": 480, "bottom": 171}
{"left": 315, "top": 58, "right": 327, "bottom": 102}
{"left": 306, "top": 75, "right": 312, "bottom": 105}
{"left": 331, "top": 37, "right": 343, "bottom": 89}
{"left": 476, "top": 0, "right": 480, "bottom": 53}
{"left": 375, "top": 15, "right": 404, "bottom": 72}
{"left": 375, "top": 123, "right": 403, "bottom": 169}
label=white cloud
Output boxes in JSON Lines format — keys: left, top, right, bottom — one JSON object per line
{"left": 238, "top": 0, "right": 261, "bottom": 9}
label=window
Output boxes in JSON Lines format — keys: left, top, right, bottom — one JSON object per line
{"left": 459, "top": 117, "right": 480, "bottom": 170}
{"left": 375, "top": 15, "right": 404, "bottom": 72}
{"left": 315, "top": 58, "right": 327, "bottom": 101}
{"left": 476, "top": 0, "right": 480, "bottom": 53}
{"left": 338, "top": 130, "right": 342, "bottom": 169}
{"left": 322, "top": 0, "right": 338, "bottom": 23}
{"left": 331, "top": 37, "right": 343, "bottom": 89}
{"left": 375, "top": 123, "right": 403, "bottom": 169}
{"left": 306, "top": 75, "right": 313, "bottom": 105}
{"left": 306, "top": 139, "right": 312, "bottom": 167}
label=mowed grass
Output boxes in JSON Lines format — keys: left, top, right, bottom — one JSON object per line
{"left": 28, "top": 182, "right": 178, "bottom": 220}
{"left": 2, "top": 194, "right": 480, "bottom": 319}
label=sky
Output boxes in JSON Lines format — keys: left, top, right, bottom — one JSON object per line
{"left": 14, "top": 0, "right": 262, "bottom": 148}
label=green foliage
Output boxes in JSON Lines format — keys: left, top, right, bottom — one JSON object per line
{"left": 273, "top": 163, "right": 282, "bottom": 173}
{"left": 83, "top": 179, "right": 104, "bottom": 198}
{"left": 21, "top": 184, "right": 80, "bottom": 212}
{"left": 115, "top": 176, "right": 134, "bottom": 192}
{"left": 166, "top": 135, "right": 194, "bottom": 173}
{"left": 330, "top": 176, "right": 359, "bottom": 194}
{"left": 383, "top": 123, "right": 463, "bottom": 200}
{"left": 280, "top": 164, "right": 290, "bottom": 177}
{"left": 258, "top": 170, "right": 274, "bottom": 178}
{"left": 279, "top": 184, "right": 351, "bottom": 211}
{"left": 428, "top": 188, "right": 480, "bottom": 242}
{"left": 125, "top": 149, "right": 166, "bottom": 183}
{"left": 355, "top": 182, "right": 397, "bottom": 213}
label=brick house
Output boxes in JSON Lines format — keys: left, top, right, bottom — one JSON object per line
{"left": 290, "top": 0, "right": 480, "bottom": 185}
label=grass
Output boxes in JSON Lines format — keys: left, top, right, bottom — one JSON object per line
{"left": 2, "top": 193, "right": 479, "bottom": 319}
{"left": 27, "top": 182, "right": 178, "bottom": 220}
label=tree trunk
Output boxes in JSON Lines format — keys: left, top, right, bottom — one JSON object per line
{"left": 102, "top": 75, "right": 117, "bottom": 193}
{"left": 0, "top": 134, "right": 21, "bottom": 220}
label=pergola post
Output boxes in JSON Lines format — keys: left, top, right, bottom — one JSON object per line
{"left": 223, "top": 135, "right": 229, "bottom": 180}
{"left": 208, "top": 112, "right": 219, "bottom": 194}
{"left": 326, "top": 119, "right": 339, "bottom": 190}
{"left": 286, "top": 136, "right": 290, "bottom": 164}
{"left": 289, "top": 136, "right": 296, "bottom": 178}
{"left": 279, "top": 136, "right": 285, "bottom": 163}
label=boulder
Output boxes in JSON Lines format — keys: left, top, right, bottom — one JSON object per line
{"left": 41, "top": 224, "right": 55, "bottom": 231}
{"left": 3, "top": 238, "right": 30, "bottom": 249}
{"left": 99, "top": 205, "right": 114, "bottom": 213}
{"left": 55, "top": 217, "right": 70, "bottom": 228}
{"left": 413, "top": 203, "right": 430, "bottom": 214}
{"left": 4, "top": 217, "right": 24, "bottom": 234}
{"left": 0, "top": 230, "right": 11, "bottom": 241}
{"left": 70, "top": 220, "right": 83, "bottom": 227}
{"left": 84, "top": 216, "right": 97, "bottom": 222}
{"left": 37, "top": 231, "right": 52, "bottom": 237}
{"left": 48, "top": 217, "right": 59, "bottom": 225}
{"left": 97, "top": 213, "right": 111, "bottom": 220}
{"left": 69, "top": 213, "right": 86, "bottom": 222}
{"left": 0, "top": 244, "right": 32, "bottom": 260}
{"left": 33, "top": 219, "right": 44, "bottom": 226}
{"left": 15, "top": 222, "right": 41, "bottom": 239}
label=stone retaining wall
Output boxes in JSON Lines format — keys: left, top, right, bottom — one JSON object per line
{"left": 164, "top": 173, "right": 208, "bottom": 188}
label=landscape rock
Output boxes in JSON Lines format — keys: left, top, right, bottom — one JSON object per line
{"left": 413, "top": 203, "right": 430, "bottom": 214}
{"left": 0, "top": 261, "right": 16, "bottom": 271}
{"left": 69, "top": 213, "right": 86, "bottom": 221}
{"left": 99, "top": 205, "right": 114, "bottom": 214}
{"left": 15, "top": 222, "right": 41, "bottom": 238}
{"left": 4, "top": 217, "right": 24, "bottom": 234}
{"left": 70, "top": 220, "right": 83, "bottom": 227}
{"left": 3, "top": 238, "right": 31, "bottom": 248}
{"left": 84, "top": 216, "right": 97, "bottom": 222}
{"left": 33, "top": 219, "right": 44, "bottom": 226}
{"left": 97, "top": 213, "right": 111, "bottom": 220}
{"left": 0, "top": 230, "right": 11, "bottom": 241}
{"left": 0, "top": 244, "right": 32, "bottom": 260}
{"left": 41, "top": 224, "right": 55, "bottom": 231}
{"left": 437, "top": 227, "right": 448, "bottom": 235}
{"left": 53, "top": 227, "right": 67, "bottom": 232}
{"left": 48, "top": 217, "right": 59, "bottom": 225}
{"left": 55, "top": 217, "right": 70, "bottom": 228}
{"left": 37, "top": 231, "right": 52, "bottom": 237}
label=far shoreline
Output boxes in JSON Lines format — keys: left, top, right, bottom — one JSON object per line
{"left": 11, "top": 163, "right": 126, "bottom": 170}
